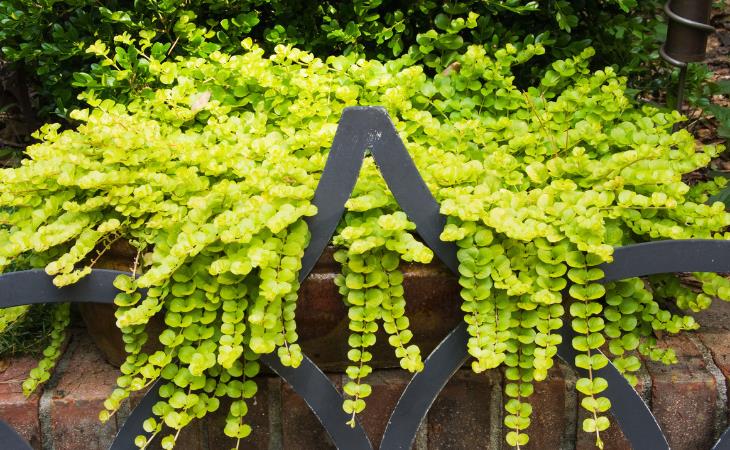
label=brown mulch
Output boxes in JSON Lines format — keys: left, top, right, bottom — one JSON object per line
{"left": 681, "top": 2, "right": 730, "bottom": 182}
{"left": 691, "top": 2, "right": 729, "bottom": 139}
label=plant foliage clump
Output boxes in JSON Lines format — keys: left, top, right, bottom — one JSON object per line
{"left": 1, "top": 41, "right": 729, "bottom": 448}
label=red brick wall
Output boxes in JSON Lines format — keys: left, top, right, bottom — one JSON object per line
{"left": 1, "top": 247, "right": 729, "bottom": 449}
{"left": 1, "top": 299, "right": 730, "bottom": 450}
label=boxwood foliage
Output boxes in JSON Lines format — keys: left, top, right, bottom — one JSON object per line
{"left": 0, "top": 0, "right": 664, "bottom": 119}
{"left": 1, "top": 41, "right": 728, "bottom": 448}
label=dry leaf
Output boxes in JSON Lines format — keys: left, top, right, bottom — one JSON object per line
{"left": 191, "top": 91, "right": 212, "bottom": 113}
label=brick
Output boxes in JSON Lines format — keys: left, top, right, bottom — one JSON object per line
{"left": 281, "top": 373, "right": 339, "bottom": 449}
{"left": 524, "top": 365, "right": 567, "bottom": 450}
{"left": 698, "top": 330, "right": 730, "bottom": 380}
{"left": 400, "top": 262, "right": 462, "bottom": 355}
{"left": 0, "top": 356, "right": 42, "bottom": 449}
{"left": 576, "top": 409, "right": 631, "bottom": 450}
{"left": 645, "top": 334, "right": 717, "bottom": 450}
{"left": 142, "top": 422, "right": 206, "bottom": 450}
{"left": 294, "top": 270, "right": 349, "bottom": 371}
{"left": 206, "top": 377, "right": 279, "bottom": 450}
{"left": 78, "top": 302, "right": 167, "bottom": 368}
{"left": 47, "top": 332, "right": 120, "bottom": 450}
{"left": 430, "top": 369, "right": 499, "bottom": 450}
{"left": 500, "top": 365, "right": 571, "bottom": 450}
{"left": 696, "top": 300, "right": 730, "bottom": 385}
{"left": 48, "top": 331, "right": 207, "bottom": 450}
{"left": 697, "top": 331, "right": 730, "bottom": 445}
{"left": 695, "top": 298, "right": 730, "bottom": 333}
{"left": 297, "top": 256, "right": 462, "bottom": 371}
{"left": 576, "top": 411, "right": 630, "bottom": 450}
{"left": 356, "top": 369, "right": 412, "bottom": 447}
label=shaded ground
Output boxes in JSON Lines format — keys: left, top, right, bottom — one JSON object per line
{"left": 708, "top": 3, "right": 730, "bottom": 81}
{"left": 662, "top": 2, "right": 730, "bottom": 186}
{"left": 692, "top": 2, "right": 730, "bottom": 144}
{"left": 707, "top": 2, "right": 730, "bottom": 175}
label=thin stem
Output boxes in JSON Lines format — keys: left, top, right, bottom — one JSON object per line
{"left": 139, "top": 429, "right": 161, "bottom": 450}
{"left": 131, "top": 247, "right": 143, "bottom": 277}
{"left": 167, "top": 36, "right": 180, "bottom": 57}
{"left": 672, "top": 65, "right": 689, "bottom": 133}
{"left": 88, "top": 232, "right": 122, "bottom": 268}
{"left": 523, "top": 92, "right": 560, "bottom": 157}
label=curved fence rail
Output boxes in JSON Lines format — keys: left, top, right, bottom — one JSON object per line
{"left": 0, "top": 420, "right": 33, "bottom": 450}
{"left": 1, "top": 107, "right": 729, "bottom": 450}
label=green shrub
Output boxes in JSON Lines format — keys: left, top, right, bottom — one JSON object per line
{"left": 1, "top": 41, "right": 728, "bottom": 448}
{"left": 0, "top": 0, "right": 664, "bottom": 119}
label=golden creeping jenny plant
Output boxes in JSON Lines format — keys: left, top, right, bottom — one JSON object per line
{"left": 1, "top": 40, "right": 729, "bottom": 448}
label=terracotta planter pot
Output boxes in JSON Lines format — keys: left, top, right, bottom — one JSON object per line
{"left": 78, "top": 241, "right": 165, "bottom": 366}
{"left": 81, "top": 241, "right": 463, "bottom": 370}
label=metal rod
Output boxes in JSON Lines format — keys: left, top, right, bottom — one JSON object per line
{"left": 672, "top": 64, "right": 689, "bottom": 133}
{"left": 676, "top": 64, "right": 688, "bottom": 112}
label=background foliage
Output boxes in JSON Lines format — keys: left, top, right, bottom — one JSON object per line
{"left": 0, "top": 0, "right": 665, "bottom": 120}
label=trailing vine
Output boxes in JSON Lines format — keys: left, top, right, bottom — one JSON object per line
{"left": 333, "top": 208, "right": 428, "bottom": 423}
{"left": 21, "top": 303, "right": 70, "bottom": 396}
{"left": 0, "top": 39, "right": 728, "bottom": 449}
